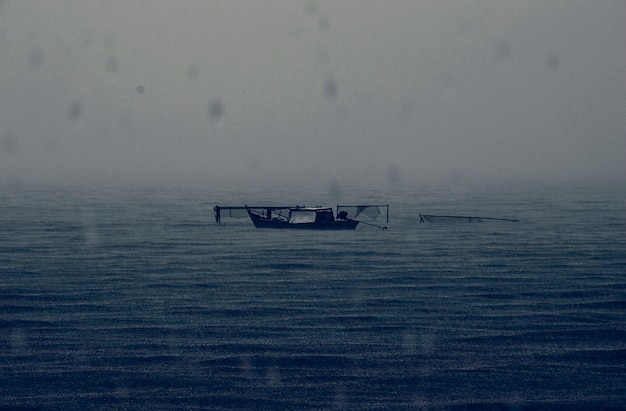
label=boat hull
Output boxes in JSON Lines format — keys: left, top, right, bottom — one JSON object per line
{"left": 247, "top": 210, "right": 359, "bottom": 230}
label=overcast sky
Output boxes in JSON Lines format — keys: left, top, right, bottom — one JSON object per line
{"left": 0, "top": 0, "right": 624, "bottom": 188}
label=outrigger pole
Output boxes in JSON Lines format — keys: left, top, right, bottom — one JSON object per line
{"left": 419, "top": 214, "right": 519, "bottom": 223}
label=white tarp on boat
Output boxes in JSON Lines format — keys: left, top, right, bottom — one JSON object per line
{"left": 289, "top": 209, "right": 316, "bottom": 224}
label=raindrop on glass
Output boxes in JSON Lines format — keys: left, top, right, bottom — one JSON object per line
{"left": 67, "top": 101, "right": 83, "bottom": 120}
{"left": 208, "top": 99, "right": 223, "bottom": 122}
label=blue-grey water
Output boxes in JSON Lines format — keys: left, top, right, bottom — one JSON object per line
{"left": 1, "top": 181, "right": 625, "bottom": 410}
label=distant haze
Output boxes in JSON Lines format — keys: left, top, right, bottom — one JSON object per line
{"left": 0, "top": 0, "right": 624, "bottom": 188}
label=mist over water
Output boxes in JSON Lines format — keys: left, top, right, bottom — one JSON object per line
{"left": 0, "top": 1, "right": 624, "bottom": 188}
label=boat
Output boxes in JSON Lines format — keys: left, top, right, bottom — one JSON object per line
{"left": 214, "top": 204, "right": 388, "bottom": 230}
{"left": 247, "top": 206, "right": 358, "bottom": 230}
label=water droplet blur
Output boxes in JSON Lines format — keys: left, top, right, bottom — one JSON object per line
{"left": 326, "top": 180, "right": 343, "bottom": 199}
{"left": 136, "top": 85, "right": 145, "bottom": 94}
{"left": 67, "top": 101, "right": 83, "bottom": 121}
{"left": 324, "top": 77, "right": 338, "bottom": 99}
{"left": 80, "top": 30, "right": 95, "bottom": 48}
{"left": 332, "top": 383, "right": 347, "bottom": 409}
{"left": 265, "top": 366, "right": 282, "bottom": 388}
{"left": 495, "top": 39, "right": 511, "bottom": 60}
{"left": 547, "top": 52, "right": 560, "bottom": 69}
{"left": 105, "top": 56, "right": 119, "bottom": 73}
{"left": 1, "top": 132, "right": 18, "bottom": 155}
{"left": 10, "top": 329, "right": 27, "bottom": 353}
{"left": 186, "top": 64, "right": 200, "bottom": 80}
{"left": 386, "top": 164, "right": 401, "bottom": 186}
{"left": 28, "top": 49, "right": 43, "bottom": 69}
{"left": 208, "top": 99, "right": 224, "bottom": 122}
{"left": 318, "top": 15, "right": 330, "bottom": 31}
{"left": 304, "top": 1, "right": 317, "bottom": 15}
{"left": 316, "top": 46, "right": 331, "bottom": 64}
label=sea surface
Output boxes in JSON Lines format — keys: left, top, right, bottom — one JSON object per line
{"left": 1, "top": 181, "right": 625, "bottom": 410}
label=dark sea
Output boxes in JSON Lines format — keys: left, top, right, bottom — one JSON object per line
{"left": 1, "top": 181, "right": 625, "bottom": 410}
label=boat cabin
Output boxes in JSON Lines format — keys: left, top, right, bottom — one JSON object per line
{"left": 287, "top": 207, "right": 335, "bottom": 224}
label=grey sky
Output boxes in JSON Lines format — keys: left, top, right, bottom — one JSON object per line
{"left": 0, "top": 0, "right": 624, "bottom": 187}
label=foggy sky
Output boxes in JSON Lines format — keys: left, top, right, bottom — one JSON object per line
{"left": 0, "top": 0, "right": 624, "bottom": 188}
